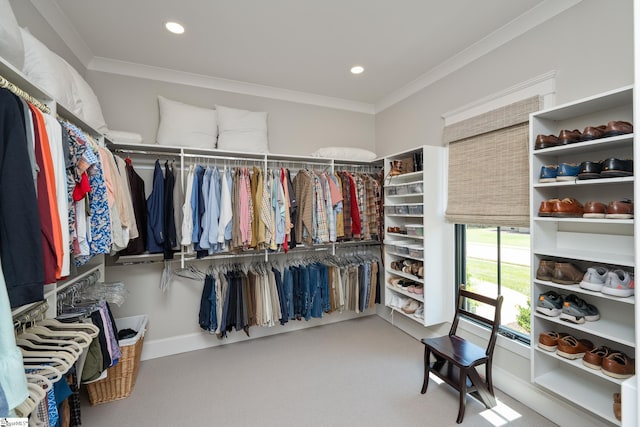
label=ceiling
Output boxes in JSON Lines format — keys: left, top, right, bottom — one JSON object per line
{"left": 36, "top": 0, "right": 577, "bottom": 112}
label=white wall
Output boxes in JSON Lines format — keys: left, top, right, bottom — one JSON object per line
{"left": 375, "top": 0, "right": 634, "bottom": 156}
{"left": 85, "top": 70, "right": 375, "bottom": 156}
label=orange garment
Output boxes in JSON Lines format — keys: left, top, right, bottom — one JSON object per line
{"left": 29, "top": 105, "right": 64, "bottom": 279}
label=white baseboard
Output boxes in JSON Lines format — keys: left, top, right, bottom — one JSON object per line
{"left": 140, "top": 310, "right": 376, "bottom": 361}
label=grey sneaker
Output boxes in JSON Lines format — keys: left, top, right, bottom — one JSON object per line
{"left": 536, "top": 291, "right": 564, "bottom": 317}
{"left": 559, "top": 294, "right": 600, "bottom": 324}
{"left": 601, "top": 269, "right": 635, "bottom": 297}
{"left": 579, "top": 266, "right": 609, "bottom": 292}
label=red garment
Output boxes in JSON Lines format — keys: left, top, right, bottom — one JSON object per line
{"left": 72, "top": 172, "right": 91, "bottom": 202}
{"left": 30, "top": 107, "right": 57, "bottom": 284}
{"left": 280, "top": 168, "right": 288, "bottom": 253}
{"left": 346, "top": 172, "right": 361, "bottom": 237}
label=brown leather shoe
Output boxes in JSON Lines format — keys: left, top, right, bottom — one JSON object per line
{"left": 582, "top": 125, "right": 607, "bottom": 140}
{"left": 534, "top": 134, "right": 560, "bottom": 150}
{"left": 613, "top": 393, "right": 621, "bottom": 421}
{"left": 552, "top": 198, "right": 583, "bottom": 218}
{"left": 605, "top": 200, "right": 634, "bottom": 219}
{"left": 602, "top": 352, "right": 635, "bottom": 379}
{"left": 583, "top": 201, "right": 607, "bottom": 219}
{"left": 552, "top": 262, "right": 583, "bottom": 285}
{"left": 538, "top": 199, "right": 558, "bottom": 217}
{"left": 558, "top": 129, "right": 582, "bottom": 145}
{"left": 583, "top": 346, "right": 613, "bottom": 370}
{"left": 537, "top": 331, "right": 568, "bottom": 352}
{"left": 557, "top": 335, "right": 594, "bottom": 359}
{"left": 536, "top": 260, "right": 555, "bottom": 281}
{"left": 603, "top": 120, "right": 633, "bottom": 137}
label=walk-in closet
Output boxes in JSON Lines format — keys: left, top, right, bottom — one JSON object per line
{"left": 1, "top": 1, "right": 637, "bottom": 426}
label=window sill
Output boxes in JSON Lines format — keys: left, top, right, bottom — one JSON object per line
{"left": 458, "top": 317, "right": 530, "bottom": 359}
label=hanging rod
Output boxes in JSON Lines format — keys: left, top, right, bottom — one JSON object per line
{"left": 13, "top": 301, "right": 49, "bottom": 328}
{"left": 182, "top": 153, "right": 264, "bottom": 162}
{"left": 0, "top": 74, "right": 50, "bottom": 114}
{"left": 113, "top": 148, "right": 179, "bottom": 158}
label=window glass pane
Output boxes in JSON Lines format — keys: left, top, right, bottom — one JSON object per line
{"left": 498, "top": 227, "right": 530, "bottom": 337}
{"left": 462, "top": 225, "right": 530, "bottom": 339}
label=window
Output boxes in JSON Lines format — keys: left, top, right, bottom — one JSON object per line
{"left": 456, "top": 224, "right": 531, "bottom": 343}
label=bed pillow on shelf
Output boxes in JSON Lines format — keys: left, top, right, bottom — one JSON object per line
{"left": 311, "top": 146, "right": 377, "bottom": 161}
{"left": 65, "top": 62, "right": 109, "bottom": 134}
{"left": 0, "top": 0, "right": 24, "bottom": 69}
{"left": 215, "top": 104, "right": 268, "bottom": 153}
{"left": 156, "top": 96, "right": 218, "bottom": 148}
{"left": 20, "top": 28, "right": 80, "bottom": 114}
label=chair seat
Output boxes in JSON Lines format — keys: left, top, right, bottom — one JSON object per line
{"left": 421, "top": 335, "right": 487, "bottom": 368}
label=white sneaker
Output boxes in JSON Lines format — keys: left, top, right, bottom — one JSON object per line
{"left": 601, "top": 269, "right": 635, "bottom": 297}
{"left": 414, "top": 304, "right": 424, "bottom": 320}
{"left": 580, "top": 266, "right": 609, "bottom": 292}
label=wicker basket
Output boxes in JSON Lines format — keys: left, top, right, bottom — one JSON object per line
{"left": 86, "top": 315, "right": 148, "bottom": 405}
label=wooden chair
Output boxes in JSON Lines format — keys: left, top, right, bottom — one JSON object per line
{"left": 420, "top": 285, "right": 503, "bottom": 424}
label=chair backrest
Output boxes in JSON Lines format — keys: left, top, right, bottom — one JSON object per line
{"left": 448, "top": 285, "right": 504, "bottom": 357}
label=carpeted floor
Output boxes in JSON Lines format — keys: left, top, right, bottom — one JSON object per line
{"left": 80, "top": 315, "right": 556, "bottom": 426}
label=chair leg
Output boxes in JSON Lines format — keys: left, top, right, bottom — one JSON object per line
{"left": 456, "top": 370, "right": 467, "bottom": 424}
{"left": 421, "top": 347, "right": 431, "bottom": 394}
{"left": 486, "top": 363, "right": 494, "bottom": 396}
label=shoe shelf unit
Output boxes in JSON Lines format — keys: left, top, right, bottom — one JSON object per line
{"left": 383, "top": 145, "right": 453, "bottom": 327}
{"left": 529, "top": 85, "right": 635, "bottom": 426}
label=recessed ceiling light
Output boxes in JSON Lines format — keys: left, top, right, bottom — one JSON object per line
{"left": 350, "top": 65, "right": 364, "bottom": 75}
{"left": 165, "top": 21, "right": 185, "bottom": 35}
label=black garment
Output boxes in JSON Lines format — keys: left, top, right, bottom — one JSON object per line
{"left": 146, "top": 160, "right": 165, "bottom": 253}
{"left": 90, "top": 310, "right": 111, "bottom": 372}
{"left": 273, "top": 267, "right": 288, "bottom": 325}
{"left": 120, "top": 161, "right": 147, "bottom": 255}
{"left": 198, "top": 274, "right": 213, "bottom": 331}
{"left": 0, "top": 89, "right": 44, "bottom": 307}
{"left": 67, "top": 366, "right": 82, "bottom": 427}
{"left": 163, "top": 161, "right": 176, "bottom": 260}
{"left": 285, "top": 169, "right": 297, "bottom": 249}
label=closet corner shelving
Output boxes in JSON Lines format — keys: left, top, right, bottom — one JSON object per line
{"left": 1, "top": 56, "right": 107, "bottom": 320}
{"left": 529, "top": 85, "right": 636, "bottom": 426}
{"left": 382, "top": 145, "right": 453, "bottom": 326}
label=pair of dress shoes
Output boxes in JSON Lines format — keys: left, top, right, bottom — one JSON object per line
{"left": 534, "top": 120, "right": 633, "bottom": 150}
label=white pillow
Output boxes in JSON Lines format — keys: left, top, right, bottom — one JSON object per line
{"left": 311, "top": 146, "right": 377, "bottom": 161}
{"left": 107, "top": 130, "right": 143, "bottom": 144}
{"left": 216, "top": 104, "right": 268, "bottom": 153}
{"left": 0, "top": 0, "right": 24, "bottom": 69}
{"left": 66, "top": 62, "right": 108, "bottom": 134}
{"left": 20, "top": 28, "right": 79, "bottom": 114}
{"left": 157, "top": 96, "right": 218, "bottom": 148}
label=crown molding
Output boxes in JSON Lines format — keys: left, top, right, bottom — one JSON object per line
{"left": 29, "top": 0, "right": 94, "bottom": 67}
{"left": 88, "top": 57, "right": 375, "bottom": 114}
{"left": 374, "top": 0, "right": 582, "bottom": 113}
{"left": 442, "top": 70, "right": 557, "bottom": 126}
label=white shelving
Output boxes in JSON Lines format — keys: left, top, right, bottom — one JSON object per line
{"left": 383, "top": 145, "right": 453, "bottom": 326}
{"left": 529, "top": 85, "right": 635, "bottom": 426}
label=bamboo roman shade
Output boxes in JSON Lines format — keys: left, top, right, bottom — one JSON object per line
{"left": 444, "top": 96, "right": 542, "bottom": 227}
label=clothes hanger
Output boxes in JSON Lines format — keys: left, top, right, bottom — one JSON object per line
{"left": 26, "top": 325, "right": 92, "bottom": 348}
{"left": 19, "top": 346, "right": 77, "bottom": 366}
{"left": 22, "top": 364, "right": 63, "bottom": 383}
{"left": 39, "top": 318, "right": 100, "bottom": 338}
{"left": 16, "top": 338, "right": 82, "bottom": 359}
{"left": 14, "top": 382, "right": 47, "bottom": 418}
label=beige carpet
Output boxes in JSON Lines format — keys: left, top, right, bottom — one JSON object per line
{"left": 80, "top": 315, "right": 556, "bottom": 426}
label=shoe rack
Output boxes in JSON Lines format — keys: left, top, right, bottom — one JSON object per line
{"left": 529, "top": 85, "right": 635, "bottom": 426}
{"left": 383, "top": 145, "right": 453, "bottom": 326}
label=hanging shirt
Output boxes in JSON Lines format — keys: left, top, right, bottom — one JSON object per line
{"left": 190, "top": 165, "right": 203, "bottom": 248}
{"left": 199, "top": 167, "right": 212, "bottom": 250}
{"left": 163, "top": 161, "right": 177, "bottom": 260}
{"left": 207, "top": 167, "right": 221, "bottom": 252}
{"left": 146, "top": 160, "right": 165, "bottom": 253}
{"left": 0, "top": 89, "right": 44, "bottom": 308}
{"left": 218, "top": 167, "right": 233, "bottom": 249}
{"left": 180, "top": 164, "right": 195, "bottom": 247}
